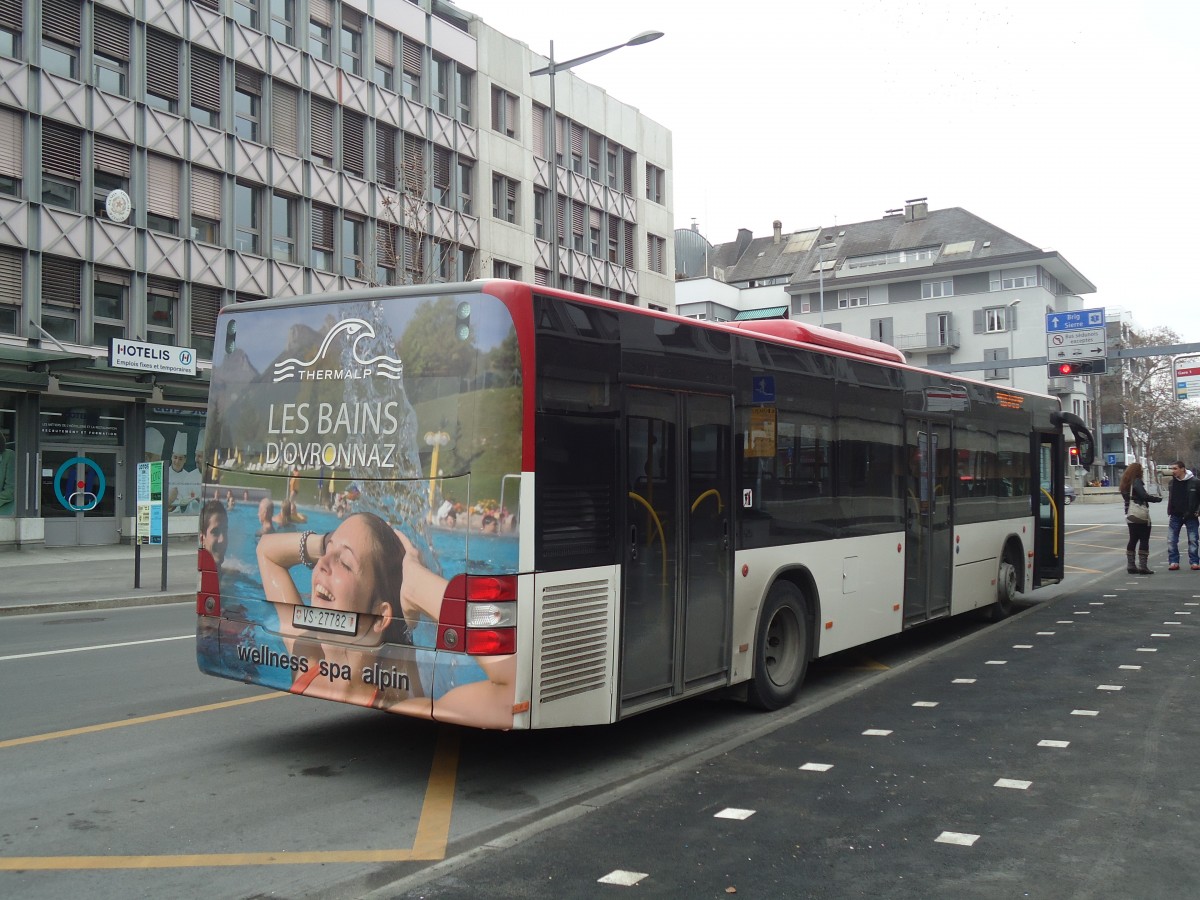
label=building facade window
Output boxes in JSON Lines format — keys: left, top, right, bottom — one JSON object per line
{"left": 456, "top": 160, "right": 472, "bottom": 214}
{"left": 984, "top": 306, "right": 1015, "bottom": 333}
{"left": 41, "top": 256, "right": 81, "bottom": 343}
{"left": 401, "top": 36, "right": 422, "bottom": 101}
{"left": 493, "top": 259, "right": 520, "bottom": 280}
{"left": 375, "top": 221, "right": 397, "bottom": 285}
{"left": 0, "top": 0, "right": 20, "bottom": 59}
{"left": 456, "top": 68, "right": 472, "bottom": 125}
{"left": 145, "top": 29, "right": 180, "bottom": 113}
{"left": 41, "top": 0, "right": 81, "bottom": 80}
{"left": 146, "top": 278, "right": 179, "bottom": 344}
{"left": 0, "top": 108, "right": 23, "bottom": 197}
{"left": 269, "top": 0, "right": 294, "bottom": 45}
{"left": 232, "top": 0, "right": 260, "bottom": 30}
{"left": 374, "top": 24, "right": 395, "bottom": 90}
{"left": 145, "top": 154, "right": 180, "bottom": 234}
{"left": 491, "top": 86, "right": 518, "bottom": 138}
{"left": 92, "top": 8, "right": 130, "bottom": 96}
{"left": 234, "top": 182, "right": 262, "bottom": 255}
{"left": 837, "top": 289, "right": 869, "bottom": 309}
{"left": 492, "top": 174, "right": 517, "bottom": 223}
{"left": 310, "top": 96, "right": 335, "bottom": 167}
{"left": 645, "top": 163, "right": 664, "bottom": 204}
{"left": 191, "top": 284, "right": 221, "bottom": 358}
{"left": 190, "top": 167, "right": 222, "bottom": 244}
{"left": 271, "top": 81, "right": 300, "bottom": 156}
{"left": 0, "top": 246, "right": 21, "bottom": 335}
{"left": 340, "top": 8, "right": 362, "bottom": 75}
{"left": 311, "top": 202, "right": 335, "bottom": 271}
{"left": 308, "top": 0, "right": 332, "bottom": 62}
{"left": 93, "top": 269, "right": 128, "bottom": 345}
{"left": 234, "top": 66, "right": 262, "bottom": 142}
{"left": 41, "top": 122, "right": 81, "bottom": 211}
{"left": 342, "top": 215, "right": 364, "bottom": 278}
{"left": 533, "top": 188, "right": 546, "bottom": 239}
{"left": 190, "top": 48, "right": 222, "bottom": 128}
{"left": 646, "top": 233, "right": 666, "bottom": 275}
{"left": 271, "top": 192, "right": 297, "bottom": 262}
{"left": 431, "top": 53, "right": 450, "bottom": 114}
{"left": 342, "top": 111, "right": 366, "bottom": 176}
{"left": 921, "top": 279, "right": 952, "bottom": 299}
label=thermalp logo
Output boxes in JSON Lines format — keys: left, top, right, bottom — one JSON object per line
{"left": 272, "top": 319, "right": 404, "bottom": 383}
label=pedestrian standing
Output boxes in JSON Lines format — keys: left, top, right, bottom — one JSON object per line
{"left": 1120, "top": 463, "right": 1161, "bottom": 574}
{"left": 1164, "top": 460, "right": 1200, "bottom": 571}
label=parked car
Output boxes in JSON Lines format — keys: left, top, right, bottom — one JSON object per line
{"left": 1063, "top": 483, "right": 1077, "bottom": 504}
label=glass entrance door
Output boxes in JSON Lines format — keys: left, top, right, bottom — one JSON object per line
{"left": 41, "top": 449, "right": 122, "bottom": 546}
{"left": 620, "top": 388, "right": 733, "bottom": 711}
{"left": 902, "top": 417, "right": 954, "bottom": 625}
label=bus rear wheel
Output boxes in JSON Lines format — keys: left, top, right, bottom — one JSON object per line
{"left": 747, "top": 581, "right": 810, "bottom": 710}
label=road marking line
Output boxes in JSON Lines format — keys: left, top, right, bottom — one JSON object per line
{"left": 0, "top": 723, "right": 460, "bottom": 869}
{"left": 0, "top": 634, "right": 191, "bottom": 662}
{"left": 1038, "top": 740, "right": 1070, "bottom": 748}
{"left": 0, "top": 693, "right": 281, "bottom": 749}
{"left": 1071, "top": 710, "right": 1099, "bottom": 716}
{"left": 599, "top": 870, "right": 649, "bottom": 886}
{"left": 714, "top": 808, "right": 755, "bottom": 820}
{"left": 935, "top": 831, "right": 979, "bottom": 846}
{"left": 800, "top": 762, "right": 833, "bottom": 772}
{"left": 995, "top": 778, "right": 1032, "bottom": 790}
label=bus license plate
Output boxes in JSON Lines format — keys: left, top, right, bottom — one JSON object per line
{"left": 292, "top": 606, "right": 358, "bottom": 636}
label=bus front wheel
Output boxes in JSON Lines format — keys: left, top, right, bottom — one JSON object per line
{"left": 747, "top": 581, "right": 810, "bottom": 710}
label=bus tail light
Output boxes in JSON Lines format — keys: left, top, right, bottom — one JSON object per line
{"left": 436, "top": 574, "right": 517, "bottom": 655}
{"left": 197, "top": 547, "right": 221, "bottom": 616}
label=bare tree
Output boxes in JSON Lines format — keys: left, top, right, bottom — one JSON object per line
{"left": 1100, "top": 326, "right": 1200, "bottom": 466}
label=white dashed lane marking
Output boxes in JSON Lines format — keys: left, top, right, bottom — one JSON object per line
{"left": 1071, "top": 709, "right": 1099, "bottom": 716}
{"left": 598, "top": 870, "right": 648, "bottom": 886}
{"left": 995, "top": 778, "right": 1032, "bottom": 790}
{"left": 1039, "top": 740, "right": 1070, "bottom": 748}
{"left": 714, "top": 808, "right": 755, "bottom": 820}
{"left": 799, "top": 762, "right": 833, "bottom": 772}
{"left": 935, "top": 832, "right": 980, "bottom": 846}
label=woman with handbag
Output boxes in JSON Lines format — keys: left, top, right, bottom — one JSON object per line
{"left": 1120, "top": 462, "right": 1161, "bottom": 574}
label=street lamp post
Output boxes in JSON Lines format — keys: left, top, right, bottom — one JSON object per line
{"left": 816, "top": 241, "right": 836, "bottom": 326}
{"left": 1006, "top": 297, "right": 1022, "bottom": 385}
{"left": 530, "top": 31, "right": 663, "bottom": 290}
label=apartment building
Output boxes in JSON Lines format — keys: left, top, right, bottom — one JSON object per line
{"left": 0, "top": 0, "right": 672, "bottom": 546}
{"left": 676, "top": 200, "right": 1095, "bottom": 428}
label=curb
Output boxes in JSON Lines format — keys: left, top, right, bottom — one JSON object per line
{"left": 0, "top": 593, "right": 193, "bottom": 617}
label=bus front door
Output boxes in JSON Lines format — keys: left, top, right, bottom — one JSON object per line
{"left": 621, "top": 389, "right": 733, "bottom": 712}
{"left": 903, "top": 418, "right": 953, "bottom": 625}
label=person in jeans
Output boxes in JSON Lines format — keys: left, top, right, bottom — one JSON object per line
{"left": 1165, "top": 461, "right": 1200, "bottom": 570}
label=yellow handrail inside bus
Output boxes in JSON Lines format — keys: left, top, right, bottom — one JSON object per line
{"left": 1039, "top": 486, "right": 1059, "bottom": 555}
{"left": 690, "top": 489, "right": 723, "bottom": 514}
{"left": 627, "top": 491, "right": 668, "bottom": 590}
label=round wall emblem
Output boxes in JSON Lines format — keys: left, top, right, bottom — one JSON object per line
{"left": 105, "top": 189, "right": 132, "bottom": 223}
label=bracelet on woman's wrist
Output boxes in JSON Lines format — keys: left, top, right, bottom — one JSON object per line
{"left": 299, "top": 530, "right": 316, "bottom": 569}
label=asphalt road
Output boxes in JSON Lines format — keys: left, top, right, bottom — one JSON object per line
{"left": 4, "top": 500, "right": 1184, "bottom": 900}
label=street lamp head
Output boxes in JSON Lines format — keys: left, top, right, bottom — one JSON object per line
{"left": 1007, "top": 297, "right": 1022, "bottom": 307}
{"left": 626, "top": 30, "right": 665, "bottom": 46}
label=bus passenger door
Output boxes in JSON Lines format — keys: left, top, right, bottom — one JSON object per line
{"left": 1034, "top": 430, "right": 1067, "bottom": 584}
{"left": 621, "top": 388, "right": 733, "bottom": 712}
{"left": 903, "top": 417, "right": 953, "bottom": 625}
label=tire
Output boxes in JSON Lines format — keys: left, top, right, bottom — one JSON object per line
{"left": 747, "top": 581, "right": 810, "bottom": 710}
{"left": 989, "top": 552, "right": 1019, "bottom": 621}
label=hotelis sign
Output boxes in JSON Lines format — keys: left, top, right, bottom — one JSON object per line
{"left": 109, "top": 338, "right": 198, "bottom": 377}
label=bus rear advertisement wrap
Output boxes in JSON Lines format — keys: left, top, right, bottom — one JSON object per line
{"left": 197, "top": 292, "right": 523, "bottom": 729}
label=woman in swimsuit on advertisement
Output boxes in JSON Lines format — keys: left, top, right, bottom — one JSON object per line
{"left": 257, "top": 512, "right": 515, "bottom": 726}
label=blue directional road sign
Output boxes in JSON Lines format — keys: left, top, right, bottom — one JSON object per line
{"left": 1045, "top": 307, "right": 1106, "bottom": 333}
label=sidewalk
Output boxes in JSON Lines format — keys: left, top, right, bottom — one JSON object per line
{"left": 0, "top": 541, "right": 195, "bottom": 615}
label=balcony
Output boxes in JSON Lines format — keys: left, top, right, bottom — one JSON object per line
{"left": 894, "top": 329, "right": 961, "bottom": 353}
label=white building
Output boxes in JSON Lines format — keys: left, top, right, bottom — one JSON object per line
{"left": 676, "top": 200, "right": 1095, "bottom": 424}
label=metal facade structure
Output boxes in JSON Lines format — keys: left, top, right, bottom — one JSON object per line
{"left": 0, "top": 0, "right": 672, "bottom": 546}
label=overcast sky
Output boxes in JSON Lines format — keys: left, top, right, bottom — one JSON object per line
{"left": 470, "top": 0, "right": 1200, "bottom": 341}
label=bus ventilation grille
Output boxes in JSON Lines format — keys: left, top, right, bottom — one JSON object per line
{"left": 537, "top": 578, "right": 612, "bottom": 705}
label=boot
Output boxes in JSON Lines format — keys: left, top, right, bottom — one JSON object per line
{"left": 1127, "top": 551, "right": 1138, "bottom": 574}
{"left": 1138, "top": 552, "right": 1155, "bottom": 575}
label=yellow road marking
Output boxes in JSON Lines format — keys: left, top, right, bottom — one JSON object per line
{"left": 0, "top": 701, "right": 461, "bottom": 870}
{"left": 0, "top": 692, "right": 281, "bottom": 750}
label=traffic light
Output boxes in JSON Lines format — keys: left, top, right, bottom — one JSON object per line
{"left": 1068, "top": 446, "right": 1080, "bottom": 466}
{"left": 1047, "top": 360, "right": 1108, "bottom": 376}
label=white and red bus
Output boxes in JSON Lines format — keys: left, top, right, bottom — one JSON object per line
{"left": 196, "top": 280, "right": 1093, "bottom": 729}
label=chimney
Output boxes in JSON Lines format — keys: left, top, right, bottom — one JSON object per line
{"left": 734, "top": 228, "right": 753, "bottom": 261}
{"left": 773, "top": 220, "right": 782, "bottom": 244}
{"left": 904, "top": 198, "right": 928, "bottom": 222}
